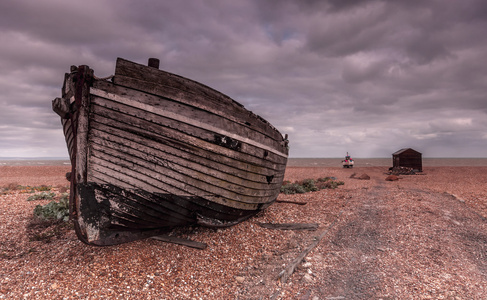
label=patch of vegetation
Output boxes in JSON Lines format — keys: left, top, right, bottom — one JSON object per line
{"left": 26, "top": 191, "right": 56, "bottom": 201}
{"left": 27, "top": 193, "right": 72, "bottom": 243}
{"left": 34, "top": 185, "right": 52, "bottom": 192}
{"left": 33, "top": 193, "right": 69, "bottom": 221}
{"left": 25, "top": 185, "right": 53, "bottom": 193}
{"left": 280, "top": 177, "right": 344, "bottom": 195}
{"left": 2, "top": 184, "right": 55, "bottom": 195}
{"left": 280, "top": 182, "right": 307, "bottom": 194}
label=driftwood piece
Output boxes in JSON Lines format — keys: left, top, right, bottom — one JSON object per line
{"left": 257, "top": 223, "right": 318, "bottom": 231}
{"left": 151, "top": 235, "right": 207, "bottom": 250}
{"left": 276, "top": 209, "right": 347, "bottom": 284}
{"left": 276, "top": 200, "right": 307, "bottom": 205}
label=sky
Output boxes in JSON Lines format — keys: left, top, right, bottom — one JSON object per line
{"left": 1, "top": 0, "right": 486, "bottom": 158}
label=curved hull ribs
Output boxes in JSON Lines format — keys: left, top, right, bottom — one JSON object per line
{"left": 52, "top": 58, "right": 289, "bottom": 246}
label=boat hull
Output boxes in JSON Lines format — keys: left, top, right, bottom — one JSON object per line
{"left": 53, "top": 58, "right": 288, "bottom": 246}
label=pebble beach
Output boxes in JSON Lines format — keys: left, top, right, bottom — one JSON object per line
{"left": 1, "top": 160, "right": 486, "bottom": 299}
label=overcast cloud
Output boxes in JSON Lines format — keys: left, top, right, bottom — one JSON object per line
{"left": 1, "top": 0, "right": 486, "bottom": 158}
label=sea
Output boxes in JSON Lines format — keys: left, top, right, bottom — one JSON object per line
{"left": 0, "top": 158, "right": 71, "bottom": 166}
{"left": 287, "top": 158, "right": 487, "bottom": 167}
{"left": 1, "top": 157, "right": 487, "bottom": 167}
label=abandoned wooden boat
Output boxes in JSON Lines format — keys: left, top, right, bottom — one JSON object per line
{"left": 52, "top": 58, "right": 289, "bottom": 246}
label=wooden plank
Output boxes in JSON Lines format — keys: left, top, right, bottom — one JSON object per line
{"left": 61, "top": 101, "right": 78, "bottom": 161}
{"left": 94, "top": 80, "right": 285, "bottom": 147}
{"left": 89, "top": 140, "right": 280, "bottom": 196}
{"left": 89, "top": 90, "right": 288, "bottom": 159}
{"left": 112, "top": 58, "right": 284, "bottom": 142}
{"left": 89, "top": 115, "right": 286, "bottom": 180}
{"left": 151, "top": 235, "right": 207, "bottom": 249}
{"left": 87, "top": 99, "right": 286, "bottom": 180}
{"left": 87, "top": 123, "right": 284, "bottom": 194}
{"left": 88, "top": 151, "right": 276, "bottom": 208}
{"left": 89, "top": 102, "right": 287, "bottom": 172}
{"left": 115, "top": 74, "right": 285, "bottom": 147}
{"left": 89, "top": 168, "right": 260, "bottom": 219}
{"left": 277, "top": 209, "right": 347, "bottom": 284}
{"left": 276, "top": 200, "right": 307, "bottom": 205}
{"left": 257, "top": 223, "right": 318, "bottom": 231}
{"left": 89, "top": 171, "right": 257, "bottom": 226}
{"left": 61, "top": 119, "right": 74, "bottom": 159}
{"left": 89, "top": 156, "right": 190, "bottom": 196}
{"left": 88, "top": 155, "right": 264, "bottom": 210}
{"left": 89, "top": 176, "right": 198, "bottom": 222}
{"left": 88, "top": 125, "right": 284, "bottom": 185}
{"left": 74, "top": 66, "right": 93, "bottom": 185}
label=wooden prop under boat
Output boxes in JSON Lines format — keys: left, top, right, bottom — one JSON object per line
{"left": 52, "top": 58, "right": 289, "bottom": 246}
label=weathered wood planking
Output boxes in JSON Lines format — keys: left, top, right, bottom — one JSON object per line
{"left": 113, "top": 58, "right": 283, "bottom": 142}
{"left": 87, "top": 126, "right": 280, "bottom": 209}
{"left": 87, "top": 126, "right": 284, "bottom": 185}
{"left": 88, "top": 143, "right": 281, "bottom": 199}
{"left": 53, "top": 57, "right": 288, "bottom": 246}
{"left": 87, "top": 116, "right": 285, "bottom": 187}
{"left": 93, "top": 80, "right": 286, "bottom": 156}
{"left": 88, "top": 94, "right": 287, "bottom": 168}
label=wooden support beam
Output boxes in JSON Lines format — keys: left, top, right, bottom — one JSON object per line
{"left": 151, "top": 235, "right": 207, "bottom": 250}
{"left": 257, "top": 223, "right": 318, "bottom": 231}
{"left": 276, "top": 200, "right": 307, "bottom": 205}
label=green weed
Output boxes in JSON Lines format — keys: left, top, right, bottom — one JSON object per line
{"left": 280, "top": 177, "right": 344, "bottom": 194}
{"left": 27, "top": 191, "right": 56, "bottom": 201}
{"left": 33, "top": 193, "right": 69, "bottom": 222}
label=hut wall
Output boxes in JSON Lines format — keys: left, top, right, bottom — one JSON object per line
{"left": 392, "top": 148, "right": 422, "bottom": 172}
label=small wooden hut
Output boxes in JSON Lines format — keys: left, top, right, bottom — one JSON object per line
{"left": 392, "top": 148, "right": 422, "bottom": 172}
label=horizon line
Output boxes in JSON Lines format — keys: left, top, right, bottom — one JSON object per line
{"left": 2, "top": 156, "right": 487, "bottom": 160}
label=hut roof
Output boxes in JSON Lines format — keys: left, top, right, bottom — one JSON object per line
{"left": 392, "top": 148, "right": 422, "bottom": 156}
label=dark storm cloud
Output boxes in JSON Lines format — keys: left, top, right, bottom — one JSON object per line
{"left": 0, "top": 0, "right": 486, "bottom": 157}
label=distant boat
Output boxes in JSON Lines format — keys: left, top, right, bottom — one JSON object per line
{"left": 52, "top": 58, "right": 289, "bottom": 246}
{"left": 342, "top": 152, "right": 354, "bottom": 168}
